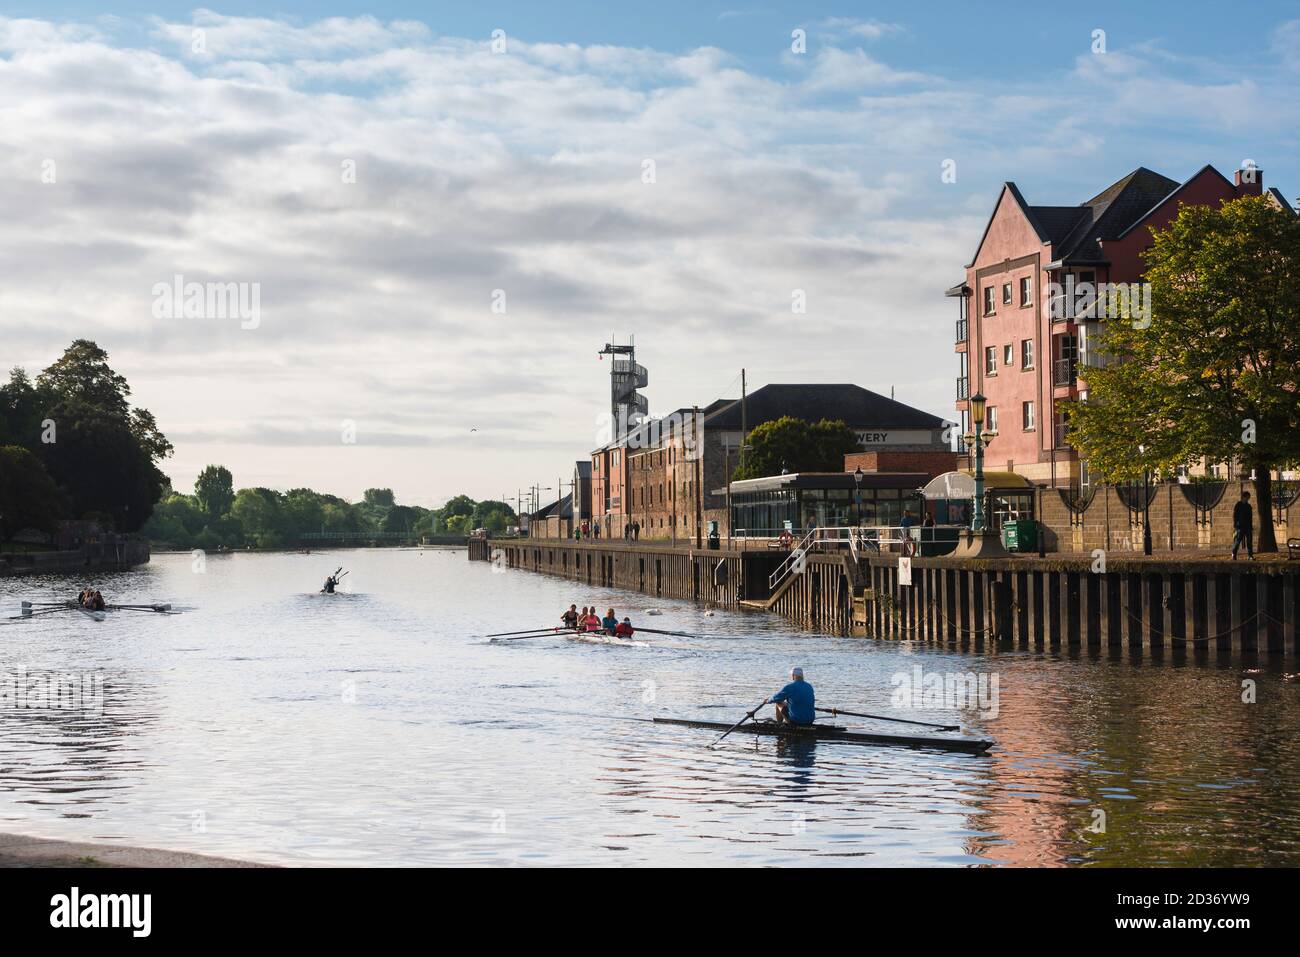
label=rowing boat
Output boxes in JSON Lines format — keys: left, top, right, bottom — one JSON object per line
{"left": 567, "top": 631, "right": 647, "bottom": 647}
{"left": 653, "top": 718, "right": 993, "bottom": 755}
{"left": 77, "top": 606, "right": 107, "bottom": 622}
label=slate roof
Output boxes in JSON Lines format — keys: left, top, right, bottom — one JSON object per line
{"left": 702, "top": 383, "right": 947, "bottom": 431}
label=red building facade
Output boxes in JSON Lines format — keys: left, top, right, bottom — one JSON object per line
{"left": 949, "top": 164, "right": 1282, "bottom": 487}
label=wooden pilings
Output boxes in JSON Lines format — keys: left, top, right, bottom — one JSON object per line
{"left": 469, "top": 538, "right": 1299, "bottom": 655}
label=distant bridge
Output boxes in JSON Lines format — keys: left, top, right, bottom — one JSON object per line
{"left": 296, "top": 532, "right": 467, "bottom": 547}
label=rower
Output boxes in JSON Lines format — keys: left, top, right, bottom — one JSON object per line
{"left": 601, "top": 607, "right": 618, "bottom": 635}
{"left": 581, "top": 608, "right": 602, "bottom": 632}
{"left": 614, "top": 616, "right": 635, "bottom": 639}
{"left": 767, "top": 667, "right": 815, "bottom": 726}
{"left": 561, "top": 605, "right": 579, "bottom": 630}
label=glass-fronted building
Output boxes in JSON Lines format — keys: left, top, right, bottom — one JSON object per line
{"left": 725, "top": 472, "right": 930, "bottom": 537}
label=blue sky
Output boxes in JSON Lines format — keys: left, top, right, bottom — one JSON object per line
{"left": 2, "top": 4, "right": 1297, "bottom": 505}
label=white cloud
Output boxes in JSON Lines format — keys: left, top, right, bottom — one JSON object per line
{"left": 1, "top": 13, "right": 1297, "bottom": 503}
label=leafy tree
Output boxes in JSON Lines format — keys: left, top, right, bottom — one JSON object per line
{"left": 1066, "top": 196, "right": 1300, "bottom": 551}
{"left": 231, "top": 487, "right": 286, "bottom": 548}
{"left": 194, "top": 465, "right": 235, "bottom": 520}
{"left": 0, "top": 446, "right": 65, "bottom": 541}
{"left": 732, "top": 416, "right": 860, "bottom": 480}
{"left": 362, "top": 488, "right": 395, "bottom": 508}
{"left": 381, "top": 504, "right": 422, "bottom": 534}
{"left": 25, "top": 341, "right": 173, "bottom": 532}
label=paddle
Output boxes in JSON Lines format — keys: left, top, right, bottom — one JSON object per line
{"left": 816, "top": 707, "right": 959, "bottom": 731}
{"left": 711, "top": 699, "right": 769, "bottom": 748}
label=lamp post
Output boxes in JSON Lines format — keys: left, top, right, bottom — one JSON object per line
{"left": 963, "top": 393, "right": 993, "bottom": 532}
{"left": 1138, "top": 444, "right": 1152, "bottom": 556}
{"left": 853, "top": 466, "right": 864, "bottom": 526}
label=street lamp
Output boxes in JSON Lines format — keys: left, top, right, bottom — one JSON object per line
{"left": 963, "top": 393, "right": 992, "bottom": 532}
{"left": 853, "top": 466, "right": 864, "bottom": 526}
{"left": 1138, "top": 444, "right": 1152, "bottom": 556}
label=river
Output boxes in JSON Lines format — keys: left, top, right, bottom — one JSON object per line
{"left": 1, "top": 548, "right": 1297, "bottom": 866}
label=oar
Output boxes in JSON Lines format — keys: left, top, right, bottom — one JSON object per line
{"left": 632, "top": 626, "right": 703, "bottom": 638}
{"left": 498, "top": 629, "right": 571, "bottom": 642}
{"left": 21, "top": 601, "right": 73, "bottom": 608}
{"left": 8, "top": 606, "right": 66, "bottom": 620}
{"left": 336, "top": 571, "right": 349, "bottom": 580}
{"left": 711, "top": 700, "right": 768, "bottom": 748}
{"left": 486, "top": 626, "right": 566, "bottom": 638}
{"left": 816, "top": 707, "right": 959, "bottom": 731}
{"left": 109, "top": 603, "right": 172, "bottom": 611}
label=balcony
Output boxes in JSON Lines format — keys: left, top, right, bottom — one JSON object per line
{"left": 1053, "top": 358, "right": 1077, "bottom": 387}
{"left": 1055, "top": 423, "right": 1071, "bottom": 448}
{"left": 956, "top": 376, "right": 969, "bottom": 400}
{"left": 956, "top": 318, "right": 968, "bottom": 343}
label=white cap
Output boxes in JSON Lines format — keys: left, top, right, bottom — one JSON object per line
{"left": 791, "top": 667, "right": 804, "bottom": 679}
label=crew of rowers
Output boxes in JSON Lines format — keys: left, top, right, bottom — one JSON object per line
{"left": 560, "top": 604, "right": 635, "bottom": 638}
{"left": 77, "top": 589, "right": 107, "bottom": 611}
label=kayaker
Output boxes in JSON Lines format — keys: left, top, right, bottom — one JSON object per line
{"left": 561, "top": 605, "right": 579, "bottom": 630}
{"left": 601, "top": 607, "right": 618, "bottom": 634}
{"left": 614, "top": 617, "right": 635, "bottom": 639}
{"left": 322, "top": 575, "right": 337, "bottom": 593}
{"left": 767, "top": 667, "right": 815, "bottom": 726}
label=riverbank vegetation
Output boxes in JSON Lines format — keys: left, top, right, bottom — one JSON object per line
{"left": 142, "top": 475, "right": 516, "bottom": 550}
{"left": 0, "top": 341, "right": 172, "bottom": 542}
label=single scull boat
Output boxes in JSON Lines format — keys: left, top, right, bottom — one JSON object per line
{"left": 653, "top": 718, "right": 993, "bottom": 755}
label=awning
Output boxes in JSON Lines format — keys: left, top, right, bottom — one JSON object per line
{"left": 920, "top": 470, "right": 1034, "bottom": 500}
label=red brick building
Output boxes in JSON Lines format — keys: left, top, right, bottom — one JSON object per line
{"left": 948, "top": 163, "right": 1291, "bottom": 487}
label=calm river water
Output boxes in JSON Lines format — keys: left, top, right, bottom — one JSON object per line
{"left": 1, "top": 548, "right": 1298, "bottom": 866}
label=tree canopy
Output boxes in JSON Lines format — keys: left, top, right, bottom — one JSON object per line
{"left": 732, "top": 416, "right": 861, "bottom": 480}
{"left": 0, "top": 341, "right": 173, "bottom": 534}
{"left": 1065, "top": 195, "right": 1300, "bottom": 551}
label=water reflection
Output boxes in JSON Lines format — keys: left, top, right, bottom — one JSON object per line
{"left": 0, "top": 549, "right": 1297, "bottom": 866}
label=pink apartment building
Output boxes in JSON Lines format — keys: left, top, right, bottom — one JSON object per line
{"left": 947, "top": 163, "right": 1292, "bottom": 487}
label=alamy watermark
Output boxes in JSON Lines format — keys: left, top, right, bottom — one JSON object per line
{"left": 595, "top": 408, "right": 704, "bottom": 460}
{"left": 152, "top": 274, "right": 261, "bottom": 329}
{"left": 891, "top": 665, "right": 999, "bottom": 719}
{"left": 1047, "top": 275, "right": 1151, "bottom": 328}
{"left": 0, "top": 668, "right": 104, "bottom": 713}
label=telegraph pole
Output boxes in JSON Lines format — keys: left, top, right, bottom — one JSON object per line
{"left": 694, "top": 404, "right": 703, "bottom": 548}
{"left": 740, "top": 368, "right": 747, "bottom": 473}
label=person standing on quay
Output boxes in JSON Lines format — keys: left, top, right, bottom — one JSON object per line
{"left": 1232, "top": 491, "right": 1254, "bottom": 560}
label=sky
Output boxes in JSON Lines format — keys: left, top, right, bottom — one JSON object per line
{"left": 2, "top": 2, "right": 1298, "bottom": 510}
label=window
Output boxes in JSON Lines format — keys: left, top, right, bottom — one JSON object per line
{"left": 1002, "top": 283, "right": 1012, "bottom": 305}
{"left": 983, "top": 286, "right": 995, "bottom": 315}
{"left": 986, "top": 406, "right": 998, "bottom": 432}
{"left": 1003, "top": 344, "right": 1013, "bottom": 366}
{"left": 1023, "top": 401, "right": 1035, "bottom": 431}
{"left": 985, "top": 346, "right": 997, "bottom": 375}
{"left": 1021, "top": 338, "right": 1034, "bottom": 369}
{"left": 1020, "top": 276, "right": 1032, "bottom": 305}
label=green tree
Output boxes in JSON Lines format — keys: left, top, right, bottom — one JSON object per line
{"left": 231, "top": 487, "right": 286, "bottom": 548}
{"left": 362, "top": 488, "right": 395, "bottom": 508}
{"left": 733, "top": 416, "right": 860, "bottom": 480}
{"left": 194, "top": 465, "right": 235, "bottom": 520}
{"left": 0, "top": 446, "right": 65, "bottom": 541}
{"left": 1066, "top": 196, "right": 1300, "bottom": 552}
{"left": 31, "top": 341, "right": 173, "bottom": 532}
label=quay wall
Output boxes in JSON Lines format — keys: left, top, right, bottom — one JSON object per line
{"left": 471, "top": 537, "right": 1300, "bottom": 656}
{"left": 0, "top": 540, "right": 151, "bottom": 577}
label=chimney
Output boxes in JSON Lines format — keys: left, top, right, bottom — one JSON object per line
{"left": 1234, "top": 163, "right": 1263, "bottom": 196}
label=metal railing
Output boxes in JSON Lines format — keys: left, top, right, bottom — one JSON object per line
{"left": 956, "top": 376, "right": 969, "bottom": 400}
{"left": 1055, "top": 423, "right": 1071, "bottom": 448}
{"left": 766, "top": 525, "right": 933, "bottom": 592}
{"left": 956, "top": 318, "right": 968, "bottom": 343}
{"left": 1053, "top": 358, "right": 1077, "bottom": 387}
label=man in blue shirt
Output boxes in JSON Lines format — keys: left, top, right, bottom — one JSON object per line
{"left": 768, "top": 667, "right": 815, "bottom": 726}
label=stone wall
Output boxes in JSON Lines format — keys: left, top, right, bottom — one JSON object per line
{"left": 1036, "top": 479, "right": 1294, "bottom": 554}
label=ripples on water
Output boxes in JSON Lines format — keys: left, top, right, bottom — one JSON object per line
{"left": 1, "top": 549, "right": 1297, "bottom": 866}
